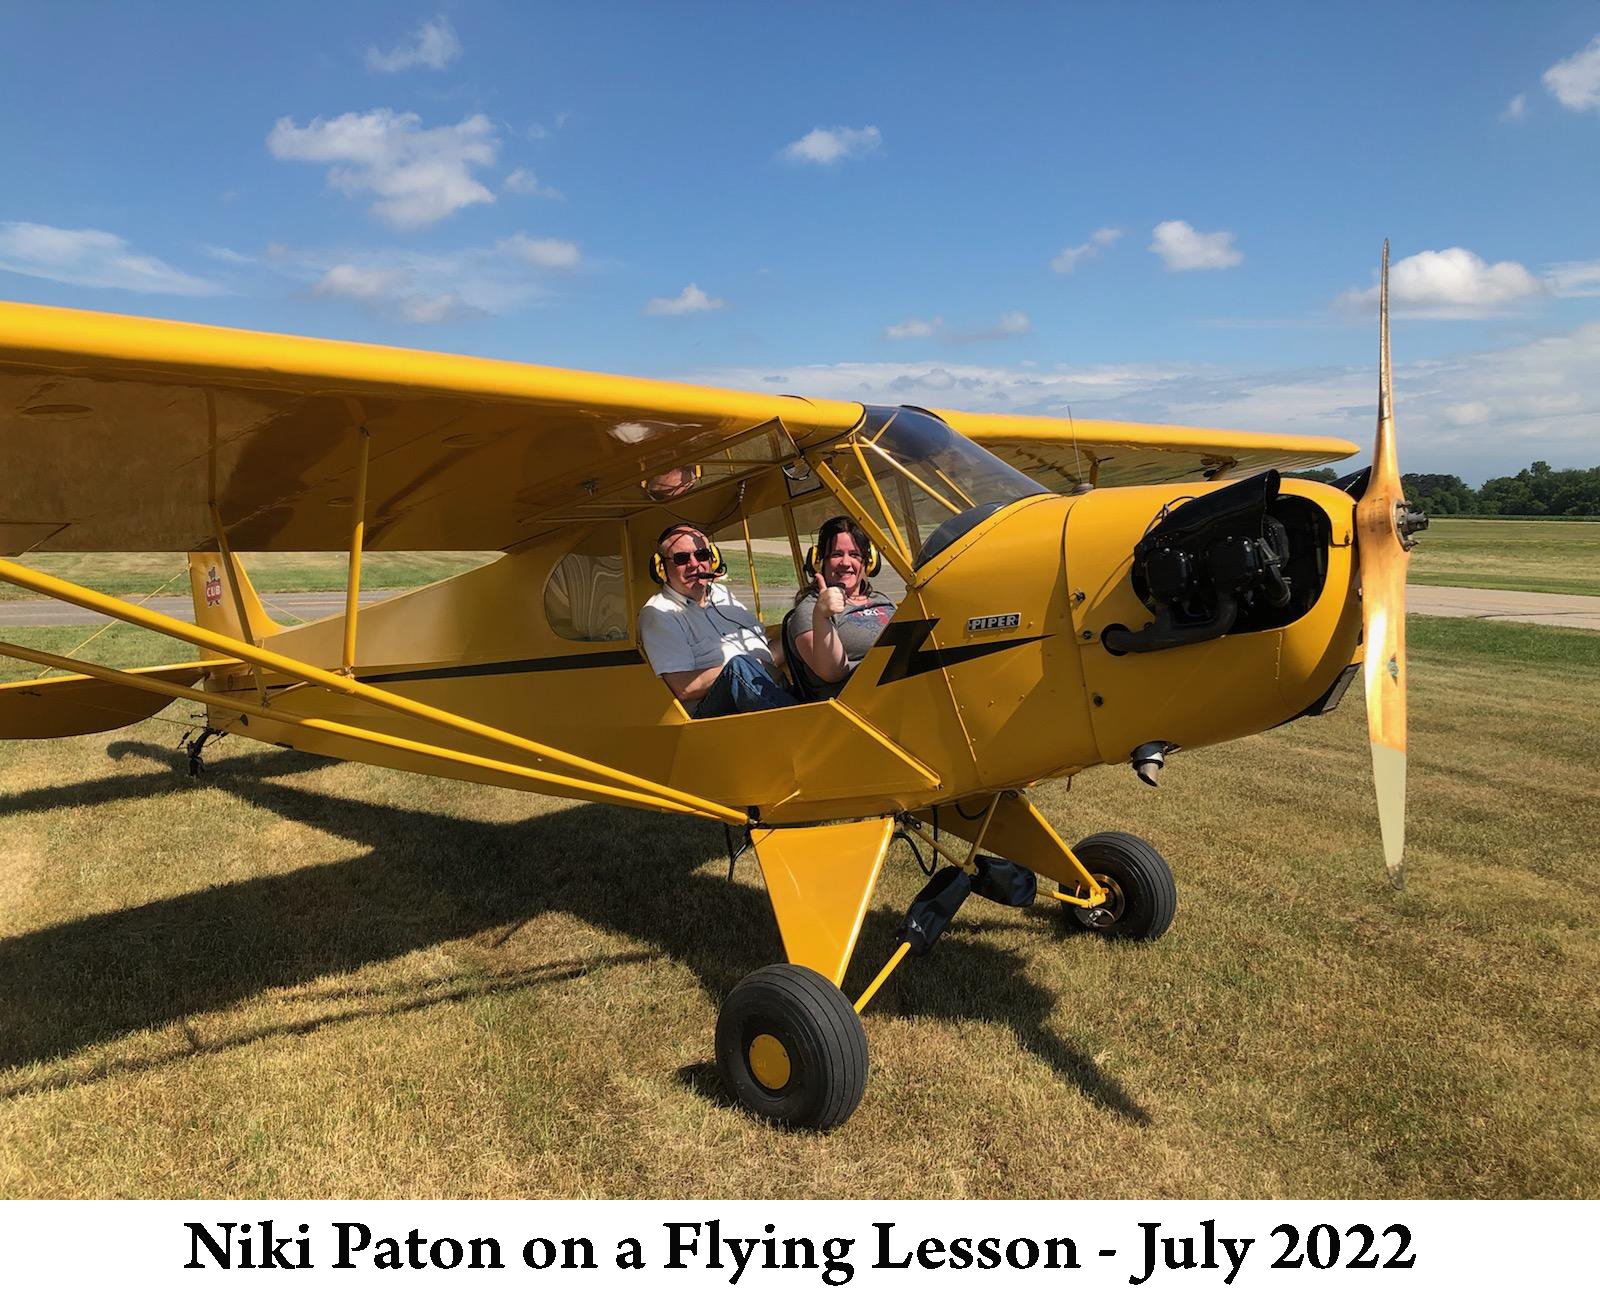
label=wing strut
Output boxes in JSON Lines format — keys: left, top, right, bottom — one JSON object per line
{"left": 343, "top": 420, "right": 370, "bottom": 673}
{"left": 209, "top": 503, "right": 267, "bottom": 707}
{"left": 808, "top": 458, "right": 915, "bottom": 582}
{"left": 0, "top": 637, "right": 728, "bottom": 819}
{"left": 0, "top": 556, "right": 746, "bottom": 825}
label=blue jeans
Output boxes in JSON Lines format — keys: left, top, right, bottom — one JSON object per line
{"left": 693, "top": 653, "right": 798, "bottom": 719}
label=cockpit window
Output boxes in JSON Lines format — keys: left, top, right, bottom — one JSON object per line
{"left": 545, "top": 525, "right": 629, "bottom": 642}
{"left": 854, "top": 406, "right": 1049, "bottom": 565}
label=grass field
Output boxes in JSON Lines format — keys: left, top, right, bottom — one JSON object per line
{"left": 6, "top": 520, "right": 1597, "bottom": 611}
{"left": 0, "top": 614, "right": 1594, "bottom": 1198}
{"left": 0, "top": 550, "right": 806, "bottom": 608}
{"left": 1408, "top": 519, "right": 1600, "bottom": 597}
{"left": 0, "top": 552, "right": 501, "bottom": 602}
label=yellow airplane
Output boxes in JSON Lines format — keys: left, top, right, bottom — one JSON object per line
{"left": 0, "top": 248, "right": 1424, "bottom": 1130}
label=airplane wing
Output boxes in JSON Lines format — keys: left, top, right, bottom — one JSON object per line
{"left": 0, "top": 301, "right": 861, "bottom": 554}
{"left": 0, "top": 301, "right": 1356, "bottom": 556}
{"left": 940, "top": 410, "right": 1357, "bottom": 490}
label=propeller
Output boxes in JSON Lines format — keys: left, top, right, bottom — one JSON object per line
{"left": 1355, "top": 242, "right": 1428, "bottom": 886}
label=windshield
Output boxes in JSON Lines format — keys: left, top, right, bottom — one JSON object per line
{"left": 854, "top": 406, "right": 1050, "bottom": 565}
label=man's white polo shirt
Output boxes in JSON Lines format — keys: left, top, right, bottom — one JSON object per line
{"left": 639, "top": 583, "right": 775, "bottom": 676}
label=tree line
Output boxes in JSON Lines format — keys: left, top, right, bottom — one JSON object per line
{"left": 1291, "top": 461, "right": 1600, "bottom": 516}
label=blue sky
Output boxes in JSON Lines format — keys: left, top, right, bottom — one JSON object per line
{"left": 2, "top": 3, "right": 1598, "bottom": 482}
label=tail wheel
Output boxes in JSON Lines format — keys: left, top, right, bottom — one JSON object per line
{"left": 715, "top": 963, "right": 867, "bottom": 1130}
{"left": 1070, "top": 832, "right": 1177, "bottom": 941}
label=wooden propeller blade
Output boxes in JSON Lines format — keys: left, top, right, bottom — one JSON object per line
{"left": 1355, "top": 241, "right": 1411, "bottom": 885}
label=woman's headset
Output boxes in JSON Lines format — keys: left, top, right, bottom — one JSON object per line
{"left": 648, "top": 523, "right": 726, "bottom": 586}
{"left": 803, "top": 516, "right": 881, "bottom": 583}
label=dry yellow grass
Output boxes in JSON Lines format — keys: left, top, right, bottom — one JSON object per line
{"left": 0, "top": 618, "right": 1595, "bottom": 1198}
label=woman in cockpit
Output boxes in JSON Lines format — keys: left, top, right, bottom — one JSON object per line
{"left": 786, "top": 515, "right": 897, "bottom": 700}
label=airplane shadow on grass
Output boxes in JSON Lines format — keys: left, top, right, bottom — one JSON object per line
{"left": 0, "top": 739, "right": 1148, "bottom": 1123}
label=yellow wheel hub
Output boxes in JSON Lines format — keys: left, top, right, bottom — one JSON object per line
{"left": 748, "top": 1033, "right": 792, "bottom": 1090}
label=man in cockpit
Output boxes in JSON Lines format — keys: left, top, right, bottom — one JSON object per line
{"left": 639, "top": 523, "right": 797, "bottom": 718}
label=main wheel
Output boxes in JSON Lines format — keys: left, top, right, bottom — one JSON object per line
{"left": 715, "top": 963, "right": 868, "bottom": 1130}
{"left": 1069, "top": 831, "right": 1177, "bottom": 941}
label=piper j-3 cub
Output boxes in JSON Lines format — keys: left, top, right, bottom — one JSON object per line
{"left": 0, "top": 248, "right": 1425, "bottom": 1130}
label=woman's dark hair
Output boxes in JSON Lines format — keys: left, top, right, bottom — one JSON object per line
{"left": 795, "top": 515, "right": 875, "bottom": 604}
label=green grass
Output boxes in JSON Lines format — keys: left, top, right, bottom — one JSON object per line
{"left": 0, "top": 624, "right": 192, "bottom": 681}
{"left": 9, "top": 521, "right": 1595, "bottom": 609}
{"left": 0, "top": 617, "right": 1595, "bottom": 1197}
{"left": 720, "top": 553, "right": 811, "bottom": 600}
{"left": 0, "top": 550, "right": 805, "bottom": 607}
{"left": 0, "top": 552, "right": 500, "bottom": 601}
{"left": 1408, "top": 518, "right": 1600, "bottom": 597}
{"left": 1409, "top": 614, "right": 1600, "bottom": 670}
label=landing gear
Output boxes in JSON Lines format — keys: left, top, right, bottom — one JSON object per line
{"left": 715, "top": 963, "right": 867, "bottom": 1130}
{"left": 1069, "top": 831, "right": 1177, "bottom": 941}
{"left": 181, "top": 725, "right": 224, "bottom": 777}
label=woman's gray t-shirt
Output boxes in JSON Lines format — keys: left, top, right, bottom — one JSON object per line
{"left": 792, "top": 590, "right": 897, "bottom": 686}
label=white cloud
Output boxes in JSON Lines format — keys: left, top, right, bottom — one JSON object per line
{"left": 676, "top": 320, "right": 1600, "bottom": 480}
{"left": 1443, "top": 401, "right": 1491, "bottom": 426}
{"left": 780, "top": 125, "right": 882, "bottom": 165}
{"left": 503, "top": 167, "right": 560, "bottom": 198}
{"left": 269, "top": 233, "right": 586, "bottom": 322}
{"left": 1501, "top": 93, "right": 1528, "bottom": 121}
{"left": 951, "top": 311, "right": 1032, "bottom": 344}
{"left": 883, "top": 315, "right": 943, "bottom": 339}
{"left": 1050, "top": 226, "right": 1121, "bottom": 274}
{"left": 884, "top": 311, "right": 1031, "bottom": 344}
{"left": 0, "top": 221, "right": 222, "bottom": 296}
{"left": 643, "top": 283, "right": 725, "bottom": 316}
{"left": 988, "top": 310, "right": 1032, "bottom": 338}
{"left": 366, "top": 16, "right": 462, "bottom": 73}
{"left": 267, "top": 109, "right": 498, "bottom": 228}
{"left": 202, "top": 244, "right": 253, "bottom": 264}
{"left": 496, "top": 233, "right": 580, "bottom": 270}
{"left": 1543, "top": 34, "right": 1600, "bottom": 110}
{"left": 1336, "top": 247, "right": 1545, "bottom": 318}
{"left": 676, "top": 359, "right": 1192, "bottom": 417}
{"left": 311, "top": 263, "right": 461, "bottom": 323}
{"left": 1150, "top": 220, "right": 1243, "bottom": 271}
{"left": 1547, "top": 260, "right": 1600, "bottom": 297}
{"left": 311, "top": 264, "right": 404, "bottom": 300}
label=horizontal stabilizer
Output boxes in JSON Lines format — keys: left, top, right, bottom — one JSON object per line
{"left": 0, "top": 659, "right": 231, "bottom": 738}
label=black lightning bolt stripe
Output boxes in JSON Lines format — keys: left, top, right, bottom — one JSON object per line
{"left": 874, "top": 618, "right": 1046, "bottom": 685}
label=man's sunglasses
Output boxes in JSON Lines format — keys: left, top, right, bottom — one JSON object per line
{"left": 670, "top": 547, "right": 716, "bottom": 567}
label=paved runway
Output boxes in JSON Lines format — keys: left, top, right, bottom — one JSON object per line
{"left": 1405, "top": 585, "right": 1600, "bottom": 631}
{"left": 2, "top": 584, "right": 1598, "bottom": 629}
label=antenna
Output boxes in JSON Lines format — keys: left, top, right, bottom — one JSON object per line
{"left": 1067, "top": 405, "right": 1084, "bottom": 487}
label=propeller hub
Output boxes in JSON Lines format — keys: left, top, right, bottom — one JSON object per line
{"left": 1396, "top": 501, "right": 1428, "bottom": 550}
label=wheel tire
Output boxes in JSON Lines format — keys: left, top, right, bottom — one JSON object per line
{"left": 715, "top": 963, "right": 868, "bottom": 1130}
{"left": 1069, "top": 831, "right": 1177, "bottom": 941}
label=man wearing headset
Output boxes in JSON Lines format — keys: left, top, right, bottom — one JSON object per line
{"left": 639, "top": 523, "right": 798, "bottom": 718}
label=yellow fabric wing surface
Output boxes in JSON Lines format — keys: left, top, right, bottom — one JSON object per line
{"left": 0, "top": 302, "right": 1357, "bottom": 554}
{"left": 938, "top": 410, "right": 1357, "bottom": 491}
{"left": 0, "top": 301, "right": 860, "bottom": 553}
